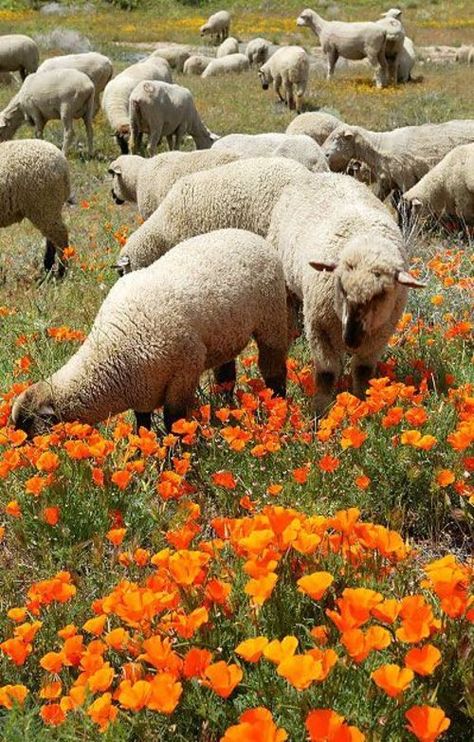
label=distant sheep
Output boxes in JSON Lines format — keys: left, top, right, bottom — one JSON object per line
{"left": 202, "top": 54, "right": 249, "bottom": 77}
{"left": 200, "top": 11, "right": 231, "bottom": 44}
{"left": 37, "top": 52, "right": 113, "bottom": 114}
{"left": 150, "top": 45, "right": 191, "bottom": 72}
{"left": 0, "top": 34, "right": 39, "bottom": 80}
{"left": 246, "top": 37, "right": 272, "bottom": 66}
{"left": 212, "top": 132, "right": 328, "bottom": 171}
{"left": 217, "top": 36, "right": 239, "bottom": 58}
{"left": 259, "top": 46, "right": 309, "bottom": 113}
{"left": 376, "top": 11, "right": 405, "bottom": 84}
{"left": 183, "top": 55, "right": 213, "bottom": 76}
{"left": 286, "top": 110, "right": 341, "bottom": 144}
{"left": 11, "top": 229, "right": 289, "bottom": 434}
{"left": 455, "top": 45, "right": 472, "bottom": 63}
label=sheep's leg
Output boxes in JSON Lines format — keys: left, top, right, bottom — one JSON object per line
{"left": 284, "top": 80, "right": 295, "bottom": 110}
{"left": 369, "top": 47, "right": 388, "bottom": 88}
{"left": 83, "top": 103, "right": 94, "bottom": 158}
{"left": 43, "top": 241, "right": 56, "bottom": 272}
{"left": 309, "top": 330, "right": 343, "bottom": 417}
{"left": 327, "top": 49, "right": 339, "bottom": 79}
{"left": 60, "top": 109, "right": 75, "bottom": 156}
{"left": 30, "top": 215, "right": 69, "bottom": 278}
{"left": 30, "top": 111, "right": 45, "bottom": 139}
{"left": 135, "top": 411, "right": 152, "bottom": 431}
{"left": 273, "top": 78, "right": 284, "bottom": 103}
{"left": 163, "top": 372, "right": 200, "bottom": 432}
{"left": 148, "top": 128, "right": 162, "bottom": 157}
{"left": 256, "top": 342, "right": 287, "bottom": 399}
{"left": 351, "top": 359, "right": 376, "bottom": 400}
{"left": 295, "top": 86, "right": 305, "bottom": 114}
{"left": 166, "top": 134, "right": 174, "bottom": 151}
{"left": 173, "top": 125, "right": 185, "bottom": 151}
{"left": 214, "top": 360, "right": 236, "bottom": 402}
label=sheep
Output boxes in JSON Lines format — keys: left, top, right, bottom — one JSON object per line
{"left": 0, "top": 68, "right": 95, "bottom": 157}
{"left": 212, "top": 132, "right": 329, "bottom": 172}
{"left": 129, "top": 80, "right": 216, "bottom": 156}
{"left": 11, "top": 228, "right": 289, "bottom": 435}
{"left": 150, "top": 45, "right": 191, "bottom": 72}
{"left": 116, "top": 156, "right": 316, "bottom": 273}
{"left": 101, "top": 58, "right": 173, "bottom": 154}
{"left": 296, "top": 8, "right": 388, "bottom": 88}
{"left": 0, "top": 139, "right": 70, "bottom": 276}
{"left": 376, "top": 12, "right": 405, "bottom": 84}
{"left": 217, "top": 36, "right": 239, "bottom": 58}
{"left": 36, "top": 52, "right": 113, "bottom": 113}
{"left": 108, "top": 149, "right": 240, "bottom": 219}
{"left": 398, "top": 37, "right": 416, "bottom": 82}
{"left": 286, "top": 111, "right": 341, "bottom": 144}
{"left": 246, "top": 37, "right": 272, "bottom": 66}
{"left": 455, "top": 45, "right": 473, "bottom": 63}
{"left": 469, "top": 48, "right": 474, "bottom": 65}
{"left": 401, "top": 143, "right": 474, "bottom": 226}
{"left": 258, "top": 46, "right": 309, "bottom": 113}
{"left": 322, "top": 120, "right": 474, "bottom": 202}
{"left": 183, "top": 55, "right": 213, "bottom": 76}
{"left": 200, "top": 11, "right": 231, "bottom": 44}
{"left": 0, "top": 34, "right": 39, "bottom": 80}
{"left": 201, "top": 54, "right": 249, "bottom": 78}
{"left": 267, "top": 174, "right": 425, "bottom": 415}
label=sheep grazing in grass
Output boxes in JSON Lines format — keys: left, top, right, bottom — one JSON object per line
{"left": 267, "top": 174, "right": 425, "bottom": 415}
{"left": 37, "top": 52, "right": 113, "bottom": 114}
{"left": 0, "top": 68, "right": 95, "bottom": 157}
{"left": 0, "top": 139, "right": 70, "bottom": 276}
{"left": 212, "top": 132, "right": 328, "bottom": 172}
{"left": 11, "top": 229, "right": 289, "bottom": 435}
{"left": 200, "top": 11, "right": 231, "bottom": 44}
{"left": 246, "top": 37, "right": 272, "bottom": 66}
{"left": 150, "top": 45, "right": 191, "bottom": 73}
{"left": 217, "top": 37, "right": 239, "bottom": 58}
{"left": 183, "top": 55, "right": 213, "bottom": 76}
{"left": 297, "top": 8, "right": 388, "bottom": 88}
{"left": 286, "top": 111, "right": 341, "bottom": 144}
{"left": 0, "top": 34, "right": 39, "bottom": 80}
{"left": 201, "top": 54, "right": 249, "bottom": 78}
{"left": 376, "top": 10, "right": 405, "bottom": 84}
{"left": 129, "top": 80, "right": 216, "bottom": 155}
{"left": 258, "top": 46, "right": 309, "bottom": 113}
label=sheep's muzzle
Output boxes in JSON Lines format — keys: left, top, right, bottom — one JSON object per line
{"left": 343, "top": 312, "right": 365, "bottom": 349}
{"left": 111, "top": 188, "right": 125, "bottom": 205}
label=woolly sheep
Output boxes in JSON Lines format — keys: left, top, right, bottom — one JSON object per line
{"left": 37, "top": 52, "right": 113, "bottom": 113}
{"left": 297, "top": 8, "right": 388, "bottom": 88}
{"left": 150, "top": 45, "right": 191, "bottom": 72}
{"left": 183, "top": 55, "right": 213, "bottom": 76}
{"left": 402, "top": 143, "right": 474, "bottom": 225}
{"left": 109, "top": 149, "right": 240, "bottom": 219}
{"left": 267, "top": 174, "right": 425, "bottom": 414}
{"left": 116, "top": 156, "right": 316, "bottom": 272}
{"left": 101, "top": 58, "right": 173, "bottom": 154}
{"left": 286, "top": 111, "right": 341, "bottom": 144}
{"left": 258, "top": 46, "right": 309, "bottom": 113}
{"left": 129, "top": 80, "right": 216, "bottom": 156}
{"left": 0, "top": 68, "right": 95, "bottom": 157}
{"left": 246, "top": 37, "right": 272, "bottom": 66}
{"left": 0, "top": 34, "right": 39, "bottom": 80}
{"left": 201, "top": 54, "right": 249, "bottom": 78}
{"left": 0, "top": 139, "right": 70, "bottom": 276}
{"left": 11, "top": 229, "right": 289, "bottom": 435}
{"left": 212, "top": 132, "right": 329, "bottom": 172}
{"left": 200, "top": 11, "right": 231, "bottom": 44}
{"left": 217, "top": 36, "right": 239, "bottom": 58}
{"left": 376, "top": 12, "right": 405, "bottom": 84}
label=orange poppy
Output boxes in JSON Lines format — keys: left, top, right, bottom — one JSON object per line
{"left": 203, "top": 661, "right": 243, "bottom": 698}
{"left": 263, "top": 636, "right": 298, "bottom": 665}
{"left": 42, "top": 507, "right": 60, "bottom": 526}
{"left": 105, "top": 627, "right": 129, "bottom": 650}
{"left": 0, "top": 684, "right": 29, "bottom": 709}
{"left": 87, "top": 663, "right": 115, "bottom": 693}
{"left": 297, "top": 571, "right": 334, "bottom": 601}
{"left": 212, "top": 471, "right": 237, "bottom": 489}
{"left": 39, "top": 682, "right": 62, "bottom": 700}
{"left": 371, "top": 663, "right": 414, "bottom": 697}
{"left": 235, "top": 636, "right": 269, "bottom": 663}
{"left": 305, "top": 709, "right": 365, "bottom": 741}
{"left": 405, "top": 644, "right": 441, "bottom": 676}
{"left": 147, "top": 673, "right": 182, "bottom": 714}
{"left": 117, "top": 679, "right": 152, "bottom": 711}
{"left": 87, "top": 692, "right": 118, "bottom": 732}
{"left": 40, "top": 703, "right": 66, "bottom": 726}
{"left": 244, "top": 572, "right": 278, "bottom": 606}
{"left": 435, "top": 470, "right": 455, "bottom": 487}
{"left": 83, "top": 615, "right": 107, "bottom": 636}
{"left": 111, "top": 470, "right": 132, "bottom": 490}
{"left": 40, "top": 651, "right": 64, "bottom": 674}
{"left": 318, "top": 455, "right": 340, "bottom": 473}
{"left": 277, "top": 654, "right": 323, "bottom": 690}
{"left": 221, "top": 706, "right": 288, "bottom": 742}
{"left": 182, "top": 647, "right": 212, "bottom": 678}
{"left": 405, "top": 706, "right": 450, "bottom": 742}
{"left": 106, "top": 528, "right": 127, "bottom": 546}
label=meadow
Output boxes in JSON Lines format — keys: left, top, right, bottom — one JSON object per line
{"left": 0, "top": 1, "right": 473, "bottom": 740}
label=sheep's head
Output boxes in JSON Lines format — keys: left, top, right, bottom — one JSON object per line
{"left": 200, "top": 23, "right": 210, "bottom": 37}
{"left": 10, "top": 382, "right": 59, "bottom": 439}
{"left": 310, "top": 241, "right": 425, "bottom": 350}
{"left": 322, "top": 128, "right": 357, "bottom": 172}
{"left": 108, "top": 155, "right": 142, "bottom": 206}
{"left": 258, "top": 67, "right": 270, "bottom": 90}
{"left": 296, "top": 10, "right": 314, "bottom": 28}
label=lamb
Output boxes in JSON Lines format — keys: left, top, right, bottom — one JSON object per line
{"left": 258, "top": 46, "right": 309, "bottom": 113}
{"left": 37, "top": 52, "right": 113, "bottom": 113}
{"left": 286, "top": 111, "right": 341, "bottom": 144}
{"left": 212, "top": 132, "right": 329, "bottom": 172}
{"left": 217, "top": 37, "right": 239, "bottom": 58}
{"left": 150, "top": 45, "right": 191, "bottom": 72}
{"left": 267, "top": 174, "right": 424, "bottom": 415}
{"left": 0, "top": 139, "right": 70, "bottom": 276}
{"left": 201, "top": 54, "right": 249, "bottom": 78}
{"left": 296, "top": 8, "right": 388, "bottom": 88}
{"left": 246, "top": 37, "right": 272, "bottom": 66}
{"left": 376, "top": 11, "right": 405, "bottom": 84}
{"left": 116, "top": 156, "right": 316, "bottom": 273}
{"left": 183, "top": 55, "right": 213, "bottom": 76}
{"left": 0, "top": 68, "right": 95, "bottom": 157}
{"left": 101, "top": 58, "right": 173, "bottom": 154}
{"left": 402, "top": 143, "right": 474, "bottom": 225}
{"left": 11, "top": 229, "right": 289, "bottom": 435}
{"left": 200, "top": 11, "right": 231, "bottom": 44}
{"left": 0, "top": 34, "right": 39, "bottom": 80}
{"left": 109, "top": 149, "right": 239, "bottom": 219}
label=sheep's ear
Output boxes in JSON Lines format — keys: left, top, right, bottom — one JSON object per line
{"left": 342, "top": 129, "right": 354, "bottom": 140}
{"left": 396, "top": 271, "right": 426, "bottom": 288}
{"left": 309, "top": 260, "right": 337, "bottom": 272}
{"left": 108, "top": 164, "right": 121, "bottom": 175}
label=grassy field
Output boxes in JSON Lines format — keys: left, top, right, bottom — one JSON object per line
{"left": 0, "top": 2, "right": 473, "bottom": 740}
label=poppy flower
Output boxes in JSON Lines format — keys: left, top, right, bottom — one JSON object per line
{"left": 40, "top": 651, "right": 64, "bottom": 674}
{"left": 212, "top": 471, "right": 237, "bottom": 489}
{"left": 39, "top": 682, "right": 62, "bottom": 700}
{"left": 318, "top": 455, "right": 340, "bottom": 473}
{"left": 40, "top": 703, "right": 66, "bottom": 726}
{"left": 111, "top": 470, "right": 132, "bottom": 490}
{"left": 87, "top": 663, "right": 115, "bottom": 693}
{"left": 117, "top": 679, "right": 152, "bottom": 711}
{"left": 43, "top": 507, "right": 60, "bottom": 526}
{"left": 405, "top": 706, "right": 450, "bottom": 742}
{"left": 244, "top": 572, "right": 278, "bottom": 606}
{"left": 83, "top": 615, "right": 107, "bottom": 636}
{"left": 235, "top": 636, "right": 269, "bottom": 663}
{"left": 203, "top": 661, "right": 243, "bottom": 698}
{"left": 106, "top": 528, "right": 126, "bottom": 546}
{"left": 0, "top": 684, "right": 29, "bottom": 709}
{"left": 435, "top": 470, "right": 455, "bottom": 487}
{"left": 87, "top": 692, "right": 117, "bottom": 732}
{"left": 221, "top": 706, "right": 288, "bottom": 742}
{"left": 297, "top": 571, "right": 334, "bottom": 601}
{"left": 277, "top": 654, "right": 323, "bottom": 690}
{"left": 182, "top": 648, "right": 212, "bottom": 678}
{"left": 371, "top": 663, "right": 414, "bottom": 697}
{"left": 405, "top": 644, "right": 441, "bottom": 676}
{"left": 263, "top": 636, "right": 298, "bottom": 665}
{"left": 147, "top": 673, "right": 182, "bottom": 714}
{"left": 305, "top": 709, "right": 365, "bottom": 741}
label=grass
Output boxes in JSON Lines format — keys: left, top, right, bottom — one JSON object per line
{"left": 0, "top": 2, "right": 473, "bottom": 741}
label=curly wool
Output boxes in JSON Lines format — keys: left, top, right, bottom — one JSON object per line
{"left": 212, "top": 132, "right": 328, "bottom": 172}
{"left": 202, "top": 54, "right": 249, "bottom": 77}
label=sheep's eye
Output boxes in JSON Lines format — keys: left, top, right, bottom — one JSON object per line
{"left": 347, "top": 263, "right": 354, "bottom": 270}
{"left": 373, "top": 271, "right": 381, "bottom": 278}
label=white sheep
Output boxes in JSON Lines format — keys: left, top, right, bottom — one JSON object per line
{"left": 258, "top": 46, "right": 309, "bottom": 113}
{"left": 402, "top": 143, "right": 474, "bottom": 225}
{"left": 116, "top": 156, "right": 316, "bottom": 273}
{"left": 212, "top": 132, "right": 328, "bottom": 172}
{"left": 0, "top": 68, "right": 95, "bottom": 157}
{"left": 398, "top": 37, "right": 416, "bottom": 82}
{"left": 201, "top": 53, "right": 249, "bottom": 77}
{"left": 36, "top": 52, "right": 113, "bottom": 113}
{"left": 129, "top": 80, "right": 216, "bottom": 155}
{"left": 267, "top": 174, "right": 425, "bottom": 415}
{"left": 246, "top": 37, "right": 272, "bottom": 66}
{"left": 455, "top": 45, "right": 473, "bottom": 63}
{"left": 376, "top": 12, "right": 405, "bottom": 84}
{"left": 286, "top": 110, "right": 342, "bottom": 144}
{"left": 150, "top": 45, "right": 191, "bottom": 72}
{"left": 108, "top": 149, "right": 239, "bottom": 219}
{"left": 217, "top": 36, "right": 239, "bottom": 58}
{"left": 200, "top": 11, "right": 231, "bottom": 44}
{"left": 101, "top": 57, "right": 173, "bottom": 154}
{"left": 183, "top": 55, "right": 213, "bottom": 75}
{"left": 0, "top": 34, "right": 39, "bottom": 80}
{"left": 0, "top": 139, "right": 70, "bottom": 276}
{"left": 297, "top": 8, "right": 388, "bottom": 88}
{"left": 11, "top": 229, "right": 289, "bottom": 434}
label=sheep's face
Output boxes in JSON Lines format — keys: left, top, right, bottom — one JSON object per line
{"left": 10, "top": 383, "right": 59, "bottom": 439}
{"left": 322, "top": 129, "right": 356, "bottom": 172}
{"left": 296, "top": 10, "right": 313, "bottom": 28}
{"left": 200, "top": 24, "right": 210, "bottom": 37}
{"left": 258, "top": 68, "right": 270, "bottom": 90}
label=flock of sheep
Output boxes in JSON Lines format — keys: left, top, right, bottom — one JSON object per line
{"left": 1, "top": 7, "right": 473, "bottom": 437}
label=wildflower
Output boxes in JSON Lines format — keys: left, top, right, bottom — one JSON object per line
{"left": 263, "top": 636, "right": 298, "bottom": 665}
{"left": 111, "top": 470, "right": 132, "bottom": 490}
{"left": 221, "top": 707, "right": 288, "bottom": 742}
{"left": 0, "top": 684, "right": 28, "bottom": 709}
{"left": 277, "top": 653, "right": 324, "bottom": 690}
{"left": 306, "top": 709, "right": 365, "bottom": 741}
{"left": 39, "top": 682, "right": 62, "bottom": 700}
{"left": 340, "top": 427, "right": 367, "bottom": 449}
{"left": 117, "top": 679, "right": 152, "bottom": 711}
{"left": 40, "top": 703, "right": 66, "bottom": 726}
{"left": 40, "top": 651, "right": 64, "bottom": 674}
{"left": 371, "top": 663, "right": 414, "bottom": 697}
{"left": 212, "top": 470, "right": 237, "bottom": 489}
{"left": 147, "top": 673, "right": 182, "bottom": 713}
{"left": 106, "top": 527, "right": 126, "bottom": 546}
{"left": 318, "top": 455, "right": 340, "bottom": 473}
{"left": 203, "top": 661, "right": 243, "bottom": 698}
{"left": 293, "top": 463, "right": 311, "bottom": 483}
{"left": 36, "top": 451, "right": 59, "bottom": 473}
{"left": 0, "top": 637, "right": 31, "bottom": 665}
{"left": 88, "top": 663, "right": 115, "bottom": 693}
{"left": 5, "top": 500, "right": 21, "bottom": 518}
{"left": 435, "top": 470, "right": 455, "bottom": 487}
{"left": 43, "top": 506, "right": 60, "bottom": 525}
{"left": 87, "top": 693, "right": 117, "bottom": 732}
{"left": 405, "top": 644, "right": 442, "bottom": 676}
{"left": 297, "top": 571, "right": 334, "bottom": 600}
{"left": 355, "top": 474, "right": 370, "bottom": 489}
{"left": 105, "top": 627, "right": 129, "bottom": 650}
{"left": 235, "top": 636, "right": 269, "bottom": 662}
{"left": 183, "top": 648, "right": 212, "bottom": 678}
{"left": 245, "top": 572, "right": 278, "bottom": 606}
{"left": 405, "top": 706, "right": 450, "bottom": 742}
{"left": 83, "top": 614, "right": 107, "bottom": 636}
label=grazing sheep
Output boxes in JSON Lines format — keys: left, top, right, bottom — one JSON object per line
{"left": 376, "top": 12, "right": 405, "bottom": 84}
{"left": 129, "top": 80, "right": 216, "bottom": 155}
{"left": 0, "top": 139, "right": 70, "bottom": 276}
{"left": 212, "top": 132, "right": 328, "bottom": 172}
{"left": 11, "top": 229, "right": 289, "bottom": 435}
{"left": 246, "top": 37, "right": 272, "bottom": 66}
{"left": 286, "top": 110, "right": 341, "bottom": 144}
{"left": 267, "top": 174, "right": 425, "bottom": 415}
{"left": 455, "top": 45, "right": 472, "bottom": 63}
{"left": 398, "top": 37, "right": 416, "bottom": 82}
{"left": 258, "top": 46, "right": 309, "bottom": 113}
{"left": 37, "top": 52, "right": 113, "bottom": 113}
{"left": 201, "top": 54, "right": 249, "bottom": 77}
{"left": 0, "top": 68, "right": 95, "bottom": 157}
{"left": 200, "top": 11, "right": 231, "bottom": 44}
{"left": 109, "top": 149, "right": 239, "bottom": 219}
{"left": 217, "top": 36, "right": 239, "bottom": 58}
{"left": 402, "top": 143, "right": 474, "bottom": 225}
{"left": 116, "top": 156, "right": 315, "bottom": 272}
{"left": 0, "top": 34, "right": 39, "bottom": 80}
{"left": 101, "top": 58, "right": 173, "bottom": 154}
{"left": 183, "top": 55, "right": 213, "bottom": 76}
{"left": 297, "top": 8, "right": 388, "bottom": 88}
{"left": 150, "top": 45, "right": 191, "bottom": 72}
